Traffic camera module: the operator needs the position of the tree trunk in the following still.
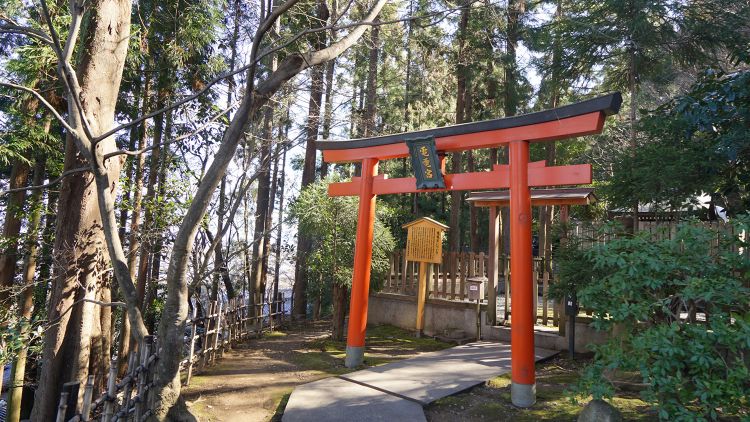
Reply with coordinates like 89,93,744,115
251,107,274,310
7,155,46,422
538,0,562,274
272,140,288,316
500,0,523,257
629,45,639,233
34,190,58,319
363,18,380,137
0,160,30,306
465,87,477,252
146,136,171,332
136,95,164,309
331,283,348,341
31,1,133,419
448,1,470,252
292,0,330,320
118,73,150,376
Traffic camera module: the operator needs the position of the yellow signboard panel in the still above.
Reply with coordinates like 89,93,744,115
405,226,444,263
403,217,448,264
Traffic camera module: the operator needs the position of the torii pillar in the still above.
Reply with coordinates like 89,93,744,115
508,140,535,405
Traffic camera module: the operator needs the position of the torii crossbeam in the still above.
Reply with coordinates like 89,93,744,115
316,93,622,408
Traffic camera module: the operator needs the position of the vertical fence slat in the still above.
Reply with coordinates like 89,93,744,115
56,392,69,422
81,375,94,421
542,271,550,325
103,357,117,422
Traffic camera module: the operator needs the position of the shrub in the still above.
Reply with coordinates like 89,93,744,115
558,218,750,420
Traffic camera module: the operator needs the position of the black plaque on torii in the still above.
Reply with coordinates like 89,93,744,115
406,136,445,190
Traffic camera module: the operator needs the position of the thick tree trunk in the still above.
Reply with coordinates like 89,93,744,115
31,1,133,419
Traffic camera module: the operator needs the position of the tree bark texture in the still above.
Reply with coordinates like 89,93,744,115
32,1,133,418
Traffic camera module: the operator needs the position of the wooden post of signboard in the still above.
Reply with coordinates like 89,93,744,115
402,217,449,337
415,261,428,336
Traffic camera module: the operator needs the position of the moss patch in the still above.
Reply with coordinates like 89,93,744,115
293,324,453,374
425,355,657,421
263,331,289,339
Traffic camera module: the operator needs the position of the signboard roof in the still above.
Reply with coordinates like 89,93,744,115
402,217,449,230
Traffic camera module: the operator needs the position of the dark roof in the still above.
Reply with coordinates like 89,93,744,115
466,188,596,207
317,93,622,151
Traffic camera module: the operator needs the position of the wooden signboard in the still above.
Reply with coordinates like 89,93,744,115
402,217,449,336
405,224,445,264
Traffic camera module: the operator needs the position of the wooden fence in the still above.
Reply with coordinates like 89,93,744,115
54,294,285,422
573,220,748,256
382,250,562,327
381,220,747,331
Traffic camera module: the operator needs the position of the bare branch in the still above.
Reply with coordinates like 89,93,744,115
0,166,90,197
38,0,96,143
0,23,54,45
0,80,83,139
94,64,253,143
46,298,126,329
255,0,473,65
62,0,83,62
103,99,242,161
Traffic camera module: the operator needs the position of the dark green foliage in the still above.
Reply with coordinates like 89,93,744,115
535,0,750,93
558,219,750,420
605,70,750,214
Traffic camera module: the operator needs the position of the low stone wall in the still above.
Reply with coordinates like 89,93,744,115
367,292,610,352
367,292,495,339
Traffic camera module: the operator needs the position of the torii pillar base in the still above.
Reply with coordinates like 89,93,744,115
345,346,365,368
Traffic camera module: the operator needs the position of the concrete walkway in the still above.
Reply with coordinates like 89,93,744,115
281,341,557,422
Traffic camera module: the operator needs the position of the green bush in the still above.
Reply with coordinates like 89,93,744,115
290,176,396,308
557,218,750,420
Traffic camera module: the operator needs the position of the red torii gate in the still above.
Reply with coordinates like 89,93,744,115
316,93,622,407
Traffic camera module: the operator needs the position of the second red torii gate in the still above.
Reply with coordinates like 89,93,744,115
316,93,622,408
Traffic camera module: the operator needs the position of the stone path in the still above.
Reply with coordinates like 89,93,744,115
282,341,557,422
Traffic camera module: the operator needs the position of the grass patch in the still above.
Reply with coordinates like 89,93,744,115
263,331,289,339
269,391,292,422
